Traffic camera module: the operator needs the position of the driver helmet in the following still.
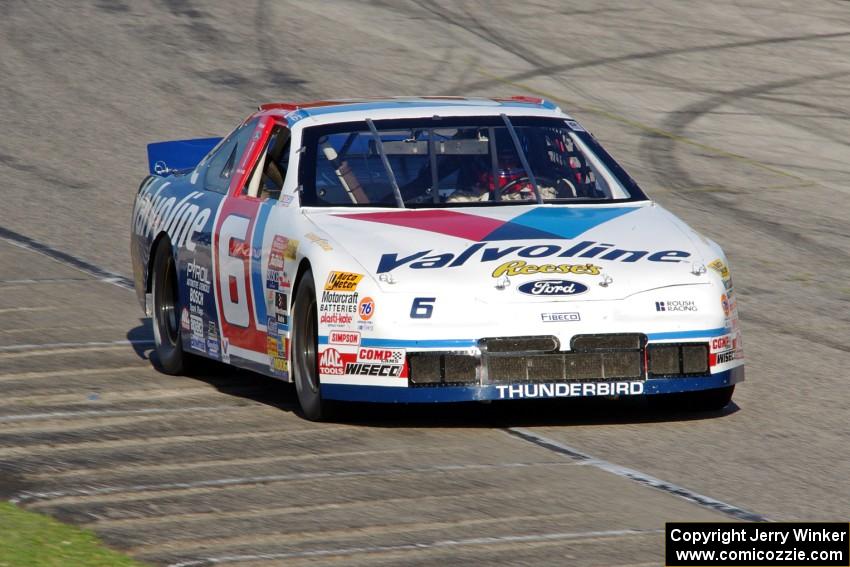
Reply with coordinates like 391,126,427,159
476,148,532,194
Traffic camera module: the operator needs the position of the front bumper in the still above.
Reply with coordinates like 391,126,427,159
321,365,743,403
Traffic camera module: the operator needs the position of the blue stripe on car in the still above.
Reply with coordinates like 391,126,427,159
321,367,743,403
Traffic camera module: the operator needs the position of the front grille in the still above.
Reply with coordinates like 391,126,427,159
481,336,559,353
647,343,709,377
487,351,643,383
408,353,478,385
486,333,645,384
407,335,714,387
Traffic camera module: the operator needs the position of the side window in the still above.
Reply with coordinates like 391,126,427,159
204,119,259,194
243,125,291,200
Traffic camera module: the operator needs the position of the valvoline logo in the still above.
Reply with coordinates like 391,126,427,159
518,279,588,297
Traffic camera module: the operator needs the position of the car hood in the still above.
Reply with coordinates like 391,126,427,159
302,203,709,301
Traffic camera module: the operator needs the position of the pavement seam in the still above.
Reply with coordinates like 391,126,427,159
9,461,574,506
504,427,767,522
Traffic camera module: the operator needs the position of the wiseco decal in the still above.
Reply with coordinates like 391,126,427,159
377,240,691,273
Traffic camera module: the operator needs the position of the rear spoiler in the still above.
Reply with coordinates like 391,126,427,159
146,137,222,176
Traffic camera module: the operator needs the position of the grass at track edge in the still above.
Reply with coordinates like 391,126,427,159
0,501,144,566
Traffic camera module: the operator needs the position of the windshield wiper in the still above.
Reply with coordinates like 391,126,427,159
500,113,543,204
366,118,405,208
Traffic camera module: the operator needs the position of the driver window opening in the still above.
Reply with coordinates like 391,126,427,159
245,126,291,200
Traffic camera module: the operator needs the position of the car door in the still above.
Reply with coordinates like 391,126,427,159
211,117,292,373
180,117,262,363
238,123,294,378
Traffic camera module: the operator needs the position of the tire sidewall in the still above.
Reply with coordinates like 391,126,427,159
151,241,185,374
292,270,325,420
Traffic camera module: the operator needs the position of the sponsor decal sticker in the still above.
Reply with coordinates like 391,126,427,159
492,261,601,278
357,348,404,364
189,313,205,353
517,279,588,297
320,290,358,328
220,337,230,364
324,271,364,292
377,240,692,274
655,300,697,312
180,307,191,331
206,321,220,357
306,232,333,251
708,259,730,280
186,259,211,316
496,381,644,399
541,312,580,323
329,330,361,346
318,347,345,375
132,187,211,251
344,362,404,377
358,297,375,320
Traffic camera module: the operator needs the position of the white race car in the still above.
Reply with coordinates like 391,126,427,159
131,96,743,419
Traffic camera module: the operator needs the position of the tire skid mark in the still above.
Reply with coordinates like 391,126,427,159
0,404,250,432
0,339,153,357
86,488,508,529
32,448,415,482
462,30,850,91
164,528,660,567
505,428,766,522
0,365,148,383
0,426,350,459
0,384,263,408
133,510,598,557
11,461,574,506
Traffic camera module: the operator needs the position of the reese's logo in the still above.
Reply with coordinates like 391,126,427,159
492,260,601,278
324,271,364,291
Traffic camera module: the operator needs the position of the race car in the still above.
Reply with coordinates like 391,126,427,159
130,96,744,420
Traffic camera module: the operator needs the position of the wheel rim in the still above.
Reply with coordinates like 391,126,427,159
297,293,319,394
158,260,179,346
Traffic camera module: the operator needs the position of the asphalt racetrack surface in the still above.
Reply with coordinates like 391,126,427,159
1,2,849,565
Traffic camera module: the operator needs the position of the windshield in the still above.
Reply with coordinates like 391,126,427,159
299,116,646,207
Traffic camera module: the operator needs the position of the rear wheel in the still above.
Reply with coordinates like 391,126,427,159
151,242,188,374
292,270,330,420
651,385,735,412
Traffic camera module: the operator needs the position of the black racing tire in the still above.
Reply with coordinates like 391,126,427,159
291,269,331,420
650,385,735,413
151,242,188,375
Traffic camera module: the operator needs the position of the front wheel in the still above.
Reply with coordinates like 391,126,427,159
291,270,330,420
151,242,190,375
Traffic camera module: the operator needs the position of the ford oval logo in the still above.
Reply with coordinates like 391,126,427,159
517,279,588,297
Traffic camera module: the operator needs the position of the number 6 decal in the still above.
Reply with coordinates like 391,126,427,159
218,215,250,327
410,297,435,319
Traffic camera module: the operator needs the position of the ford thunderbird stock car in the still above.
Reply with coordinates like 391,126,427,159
131,96,743,420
